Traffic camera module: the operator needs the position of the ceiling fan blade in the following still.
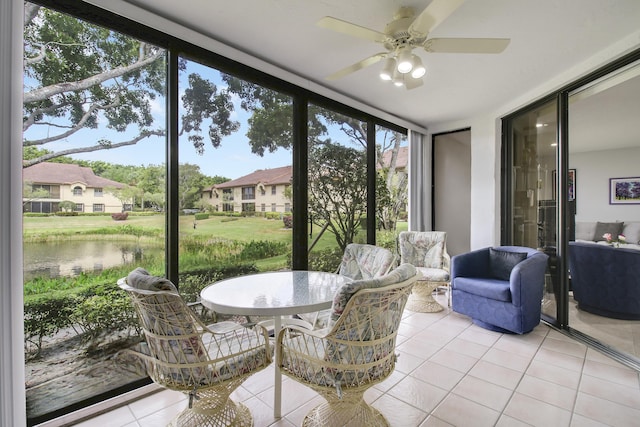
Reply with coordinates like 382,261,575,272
325,53,387,81
317,16,387,43
408,0,465,36
424,38,510,54
404,76,424,90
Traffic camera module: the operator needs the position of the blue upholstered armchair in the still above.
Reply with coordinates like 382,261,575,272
451,246,548,334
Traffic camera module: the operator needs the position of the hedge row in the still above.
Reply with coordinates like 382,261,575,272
24,264,258,357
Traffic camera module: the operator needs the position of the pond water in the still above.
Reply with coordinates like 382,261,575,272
23,241,164,281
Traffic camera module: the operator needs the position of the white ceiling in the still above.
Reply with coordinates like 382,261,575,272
112,0,640,133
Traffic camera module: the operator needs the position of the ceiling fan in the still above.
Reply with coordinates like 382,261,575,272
317,0,510,89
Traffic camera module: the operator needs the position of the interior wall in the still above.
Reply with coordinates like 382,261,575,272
570,146,640,222
433,130,471,256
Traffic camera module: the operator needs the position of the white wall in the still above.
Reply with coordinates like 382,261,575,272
571,146,640,222
434,130,471,256
0,0,27,426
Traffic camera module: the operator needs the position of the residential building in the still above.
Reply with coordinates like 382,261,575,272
2,1,640,427
201,166,292,214
22,162,128,214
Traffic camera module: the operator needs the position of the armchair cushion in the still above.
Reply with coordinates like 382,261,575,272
329,263,417,327
489,248,527,280
453,277,511,302
338,243,394,280
398,231,446,269
593,221,624,241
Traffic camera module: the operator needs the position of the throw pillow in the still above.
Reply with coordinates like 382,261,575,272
593,221,624,241
489,248,527,281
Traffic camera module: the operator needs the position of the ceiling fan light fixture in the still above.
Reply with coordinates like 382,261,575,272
410,55,426,78
379,57,396,81
396,47,413,73
392,69,404,87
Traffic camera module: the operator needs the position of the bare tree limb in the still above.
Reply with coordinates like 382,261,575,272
24,98,120,146
22,130,165,167
24,51,164,104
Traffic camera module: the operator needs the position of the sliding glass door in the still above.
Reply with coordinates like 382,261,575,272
503,53,640,366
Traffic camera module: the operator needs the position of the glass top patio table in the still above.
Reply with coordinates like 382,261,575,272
199,270,352,418
199,270,351,316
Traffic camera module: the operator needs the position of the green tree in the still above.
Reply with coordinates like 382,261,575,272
22,4,238,166
58,200,76,212
222,75,407,234
179,163,211,210
308,144,368,251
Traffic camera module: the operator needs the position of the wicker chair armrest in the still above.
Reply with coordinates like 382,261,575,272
203,320,246,334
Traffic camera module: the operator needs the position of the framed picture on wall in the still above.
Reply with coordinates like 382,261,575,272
552,169,576,201
609,177,640,204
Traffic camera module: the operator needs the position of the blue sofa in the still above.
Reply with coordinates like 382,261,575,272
568,241,640,320
451,246,548,334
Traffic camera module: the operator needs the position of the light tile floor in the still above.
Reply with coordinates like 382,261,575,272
73,292,640,427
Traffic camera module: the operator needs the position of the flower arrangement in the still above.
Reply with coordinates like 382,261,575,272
603,233,626,247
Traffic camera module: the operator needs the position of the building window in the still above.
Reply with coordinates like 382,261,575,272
261,203,265,212
242,203,255,214
93,204,104,212
122,204,132,212
271,185,276,195
271,203,276,212
222,189,233,201
285,203,291,212
74,203,84,212
94,188,103,197
223,203,234,212
260,187,266,196
73,186,83,196
241,186,255,200
31,184,60,199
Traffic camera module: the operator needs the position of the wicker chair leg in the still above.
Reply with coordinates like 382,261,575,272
302,391,388,427
169,387,253,427
406,280,444,312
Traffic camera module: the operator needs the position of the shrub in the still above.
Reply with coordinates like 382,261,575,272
54,211,78,216
283,215,292,228
240,240,288,260
71,289,139,347
265,212,280,220
308,247,343,273
194,212,209,220
24,294,77,355
111,212,129,221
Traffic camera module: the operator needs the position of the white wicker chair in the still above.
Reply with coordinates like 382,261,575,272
116,271,272,427
398,231,451,312
298,243,395,329
277,264,420,427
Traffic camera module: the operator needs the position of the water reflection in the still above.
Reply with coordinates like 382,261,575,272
23,241,163,280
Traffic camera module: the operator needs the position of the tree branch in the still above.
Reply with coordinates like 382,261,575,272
24,99,120,146
22,130,164,167
24,51,164,104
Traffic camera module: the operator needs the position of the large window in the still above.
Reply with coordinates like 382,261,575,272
177,56,294,305
23,1,407,423
23,4,166,424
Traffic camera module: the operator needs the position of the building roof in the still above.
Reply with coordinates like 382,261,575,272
212,165,292,190
379,146,407,169
22,162,126,188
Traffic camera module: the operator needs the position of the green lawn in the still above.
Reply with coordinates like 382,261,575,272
23,213,341,250
23,213,405,272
